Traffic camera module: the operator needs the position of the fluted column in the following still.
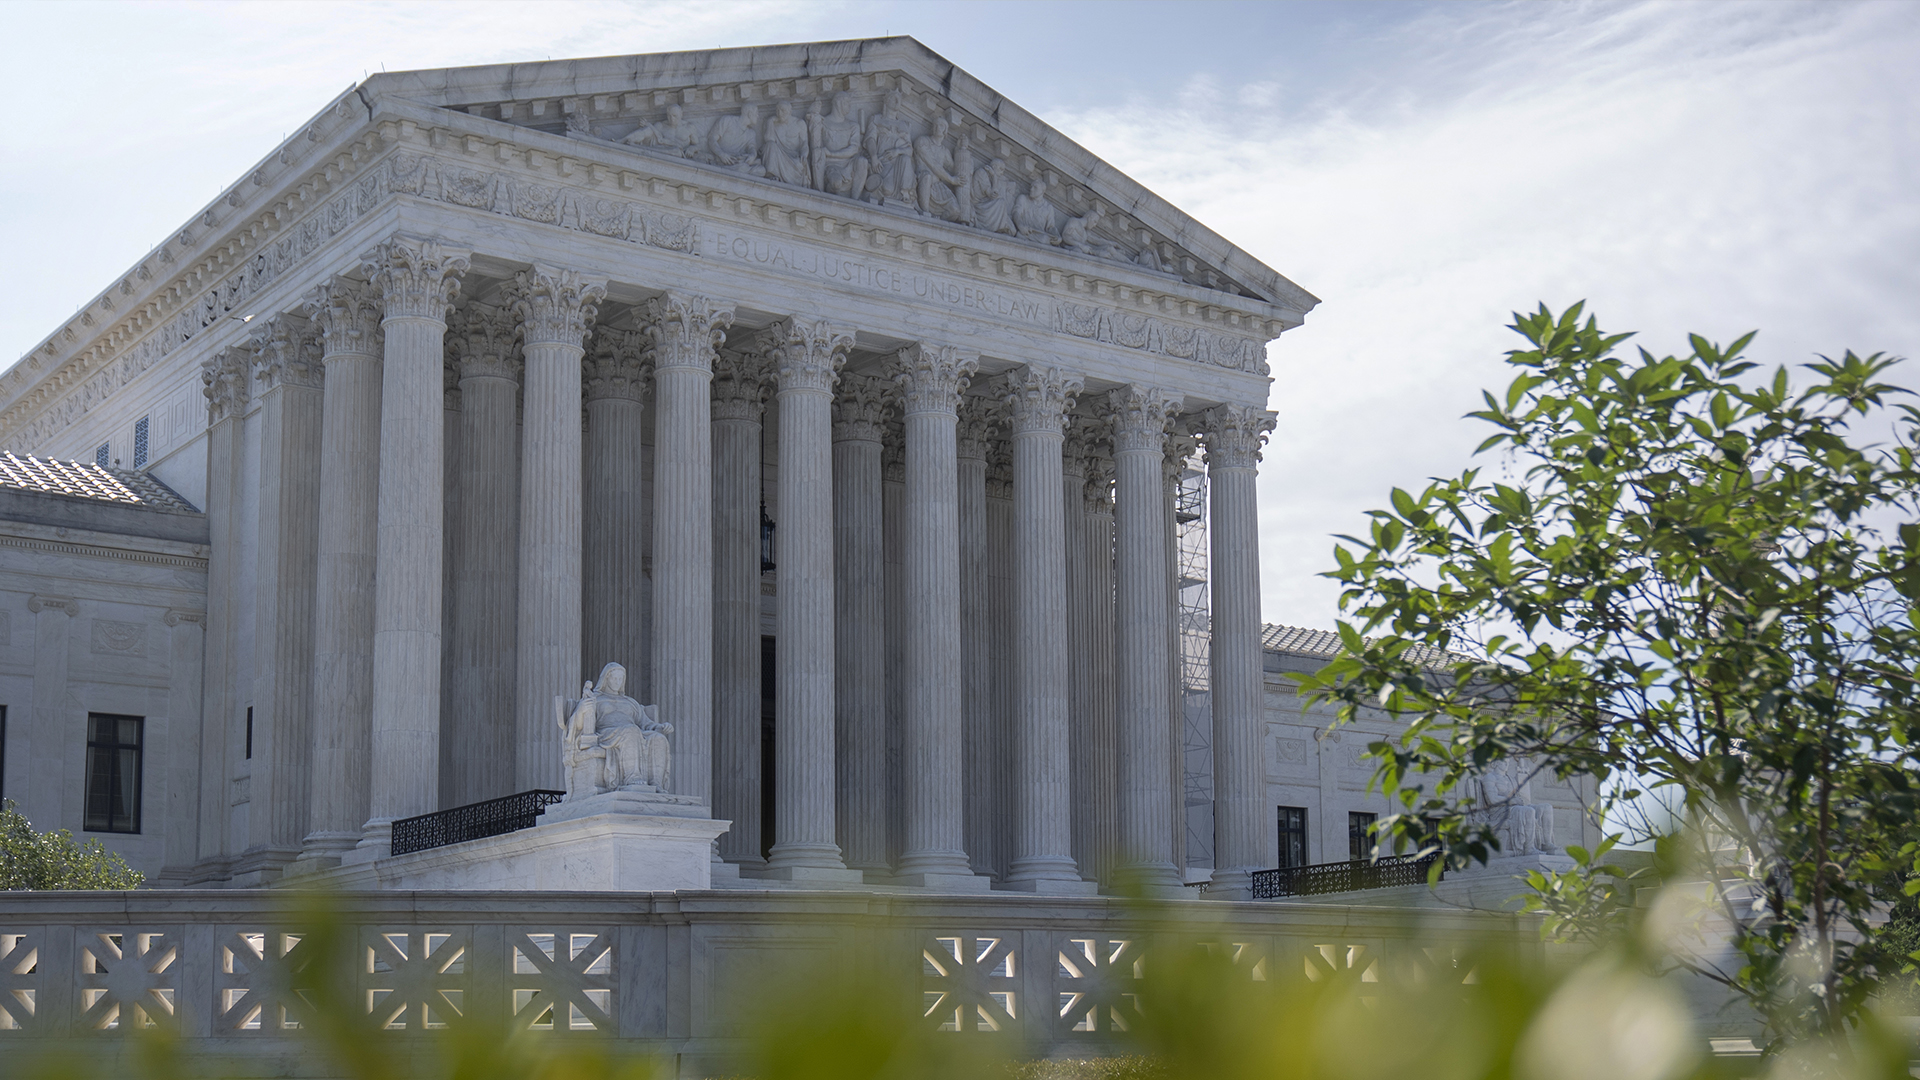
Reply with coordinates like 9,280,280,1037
881,428,907,866
832,374,890,873
1062,418,1096,880
955,397,993,877
584,329,653,697
1083,447,1120,885
1109,385,1183,889
762,318,857,878
1003,365,1089,891
446,303,522,806
891,343,988,889
362,237,468,847
1204,406,1276,899
647,295,735,805
1166,429,1199,877
296,280,383,866
711,348,771,866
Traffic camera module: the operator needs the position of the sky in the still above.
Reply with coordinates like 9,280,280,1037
2,0,1915,630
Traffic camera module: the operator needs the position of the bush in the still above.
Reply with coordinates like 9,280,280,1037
0,799,144,890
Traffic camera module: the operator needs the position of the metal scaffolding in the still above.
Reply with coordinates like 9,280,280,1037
1175,454,1214,872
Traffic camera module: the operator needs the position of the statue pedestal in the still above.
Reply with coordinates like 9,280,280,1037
292,790,730,893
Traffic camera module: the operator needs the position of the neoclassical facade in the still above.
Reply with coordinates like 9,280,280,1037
0,38,1530,902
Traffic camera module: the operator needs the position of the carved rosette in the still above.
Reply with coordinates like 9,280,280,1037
890,343,978,417
509,267,607,349
956,393,999,462
1106,385,1181,454
763,317,853,395
251,314,324,392
202,344,255,424
363,236,470,322
583,327,650,403
710,349,773,421
831,372,892,443
1202,405,1277,470
299,278,383,360
1002,364,1085,436
643,293,735,374
450,303,523,383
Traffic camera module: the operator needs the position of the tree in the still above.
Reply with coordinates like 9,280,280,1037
1296,303,1920,1046
0,800,144,890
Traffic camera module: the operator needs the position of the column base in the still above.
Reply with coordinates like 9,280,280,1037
997,877,1100,896
765,842,851,873
340,819,393,865
891,871,995,893
742,864,868,886
1205,868,1254,901
1109,861,1186,896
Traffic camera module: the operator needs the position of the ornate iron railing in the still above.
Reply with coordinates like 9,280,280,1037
390,789,566,856
1250,853,1442,900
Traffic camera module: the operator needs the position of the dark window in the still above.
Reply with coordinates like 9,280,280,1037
1,705,7,802
85,714,143,833
760,635,776,861
1349,811,1378,862
1277,806,1308,869
95,443,111,468
244,706,253,760
133,416,150,469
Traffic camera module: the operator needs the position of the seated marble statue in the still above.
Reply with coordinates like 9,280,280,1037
708,104,766,175
623,103,700,159
1471,756,1557,856
1012,177,1060,243
558,661,672,798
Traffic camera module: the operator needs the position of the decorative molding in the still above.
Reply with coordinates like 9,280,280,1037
201,344,254,425
583,327,648,403
762,317,852,395
830,372,891,444
709,349,772,420
27,594,78,616
1106,385,1181,454
91,618,148,657
164,608,208,627
642,293,734,374
890,342,977,417
507,267,606,348
363,235,469,322
1002,364,1084,437
3,534,208,570
1202,404,1277,470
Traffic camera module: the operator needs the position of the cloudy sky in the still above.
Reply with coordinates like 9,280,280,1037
3,0,1914,629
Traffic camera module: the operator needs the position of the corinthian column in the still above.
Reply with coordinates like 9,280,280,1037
955,397,993,876
508,268,605,791
361,237,468,847
1204,406,1276,899
1002,365,1092,892
831,373,890,873
446,303,521,806
891,343,989,890
1083,445,1120,885
761,318,859,880
711,348,771,866
1109,384,1183,890
296,279,382,867
584,329,653,699
646,295,735,805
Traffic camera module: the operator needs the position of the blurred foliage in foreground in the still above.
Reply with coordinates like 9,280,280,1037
1,799,144,891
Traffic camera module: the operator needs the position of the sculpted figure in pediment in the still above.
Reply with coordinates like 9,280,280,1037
809,94,870,198
1013,177,1060,243
863,90,917,206
1062,203,1129,261
914,117,972,224
970,157,1017,236
623,103,700,159
761,100,811,187
708,104,766,175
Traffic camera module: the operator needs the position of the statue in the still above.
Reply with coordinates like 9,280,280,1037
557,662,673,798
564,111,591,138
1061,202,1125,259
969,157,1016,236
862,90,916,206
707,104,765,175
810,93,869,198
1472,757,1558,856
913,117,972,223
1012,177,1059,243
761,100,811,186
623,103,700,159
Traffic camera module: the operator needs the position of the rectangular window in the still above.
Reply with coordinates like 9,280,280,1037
95,443,111,468
85,714,143,833
133,416,150,469
1349,811,1378,862
1277,806,1308,869
1,705,7,803
244,706,253,760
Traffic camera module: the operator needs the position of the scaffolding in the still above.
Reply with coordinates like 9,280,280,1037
1174,454,1214,872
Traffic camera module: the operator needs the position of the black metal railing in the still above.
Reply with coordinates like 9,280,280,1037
1250,853,1442,900
390,790,566,856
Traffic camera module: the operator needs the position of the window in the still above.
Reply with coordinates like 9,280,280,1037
133,416,150,469
0,705,7,803
244,706,253,760
84,714,143,833
1277,806,1308,869
1349,811,1378,862
95,443,111,468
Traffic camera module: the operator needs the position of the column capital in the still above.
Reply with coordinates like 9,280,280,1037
643,293,735,373
985,439,1014,499
584,327,650,403
956,394,1000,462
882,422,907,482
163,608,206,627
251,313,324,392
832,372,892,443
1003,364,1085,436
1163,430,1201,485
28,594,78,617
1084,449,1116,514
509,267,607,349
1106,385,1181,453
202,343,254,424
891,343,978,417
764,317,853,394
1202,404,1277,470
450,302,523,383
711,349,773,420
1062,413,1099,479
362,235,469,322
299,277,384,359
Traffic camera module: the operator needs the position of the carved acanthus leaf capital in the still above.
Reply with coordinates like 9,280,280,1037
711,349,773,420
1106,385,1182,454
509,267,607,349
881,421,907,482
956,393,1001,461
251,313,324,392
1163,430,1201,486
643,293,735,373
450,302,523,383
985,446,1015,499
363,235,470,322
891,343,978,417
763,317,853,394
1202,405,1277,470
583,327,650,403
831,372,892,443
299,277,383,359
202,344,255,424
1003,364,1085,436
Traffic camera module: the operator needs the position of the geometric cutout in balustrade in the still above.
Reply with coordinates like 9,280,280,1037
0,931,39,1031
509,930,614,1033
920,934,1016,1034
77,929,178,1029
1199,939,1268,983
216,930,314,1032
1054,936,1140,1034
1303,942,1379,988
362,928,467,1031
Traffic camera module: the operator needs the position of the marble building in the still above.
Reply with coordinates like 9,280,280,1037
0,38,1596,902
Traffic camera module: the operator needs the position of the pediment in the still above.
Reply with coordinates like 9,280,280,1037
363,38,1316,315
